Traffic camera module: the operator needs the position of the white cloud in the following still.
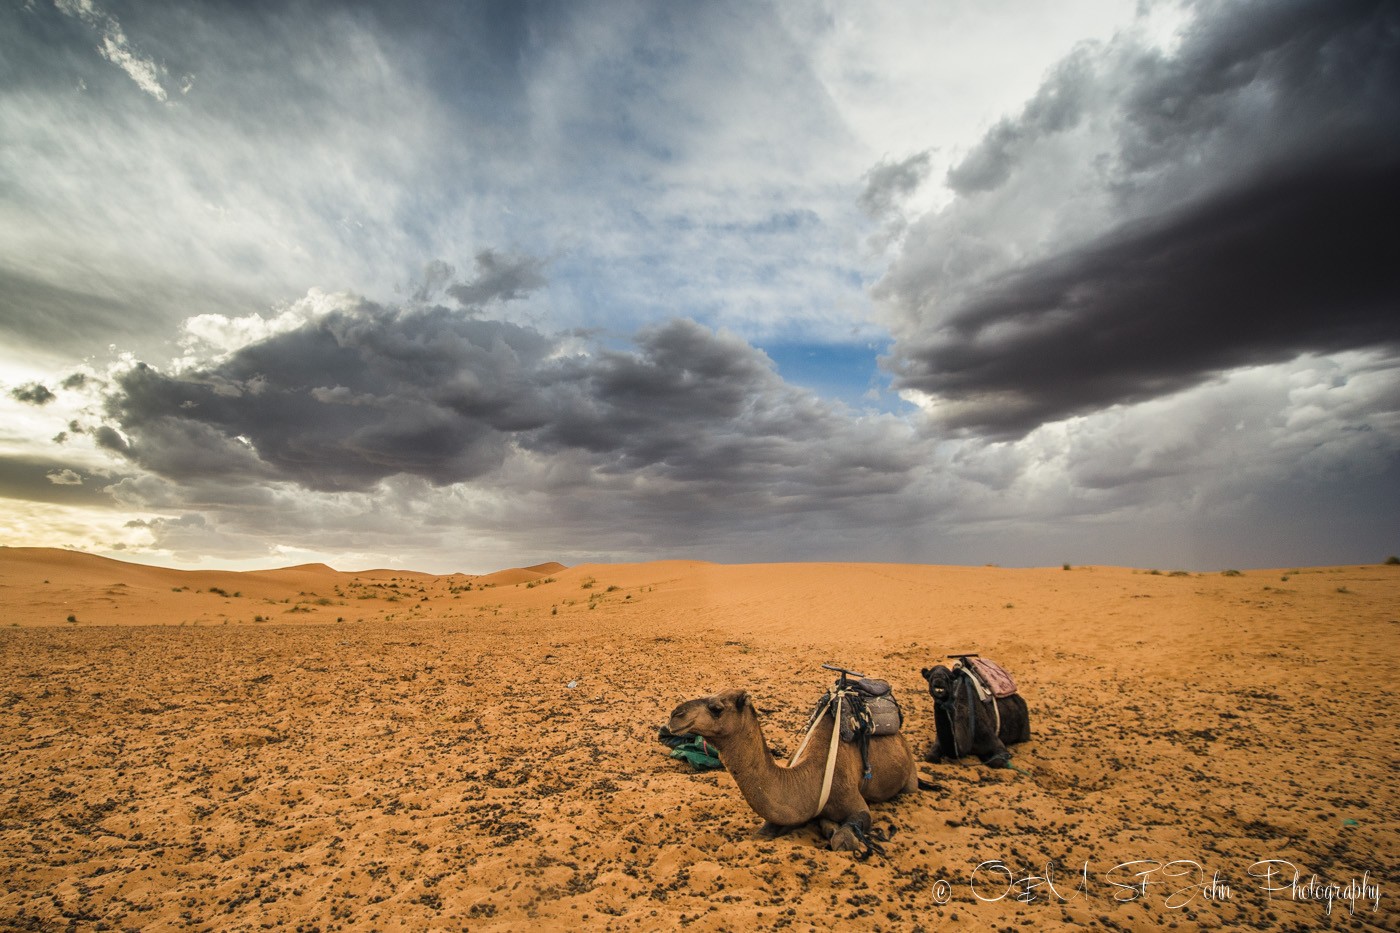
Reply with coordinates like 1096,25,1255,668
55,0,172,101
97,32,167,101
177,289,359,360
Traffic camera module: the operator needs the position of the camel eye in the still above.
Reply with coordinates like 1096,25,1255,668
707,703,723,716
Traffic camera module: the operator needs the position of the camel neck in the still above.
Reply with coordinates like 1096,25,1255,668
715,708,830,826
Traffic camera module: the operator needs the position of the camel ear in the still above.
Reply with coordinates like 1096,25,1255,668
920,667,932,679
733,690,749,713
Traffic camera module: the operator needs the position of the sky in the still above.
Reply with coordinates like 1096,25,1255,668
1,0,1397,573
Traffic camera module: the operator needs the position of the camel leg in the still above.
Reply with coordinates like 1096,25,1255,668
829,810,872,853
757,821,793,839
979,737,1012,767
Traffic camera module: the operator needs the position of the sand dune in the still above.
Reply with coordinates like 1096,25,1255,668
0,548,1395,931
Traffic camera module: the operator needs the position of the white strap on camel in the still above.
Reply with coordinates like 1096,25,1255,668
954,659,1001,736
815,693,843,818
787,694,828,766
787,692,845,820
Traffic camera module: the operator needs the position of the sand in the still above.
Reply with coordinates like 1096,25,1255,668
0,546,1395,931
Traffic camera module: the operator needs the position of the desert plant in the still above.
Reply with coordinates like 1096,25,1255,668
1221,569,1243,577
1385,555,1400,565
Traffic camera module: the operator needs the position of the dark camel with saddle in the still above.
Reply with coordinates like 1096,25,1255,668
921,655,1030,768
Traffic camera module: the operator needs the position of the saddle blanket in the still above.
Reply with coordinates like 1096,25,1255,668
965,656,1019,698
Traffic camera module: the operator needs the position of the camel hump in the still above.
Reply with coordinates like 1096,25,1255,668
966,657,1019,698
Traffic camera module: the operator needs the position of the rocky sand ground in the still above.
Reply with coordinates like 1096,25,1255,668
1,549,1396,931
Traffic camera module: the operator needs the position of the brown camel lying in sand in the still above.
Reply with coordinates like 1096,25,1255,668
668,688,919,852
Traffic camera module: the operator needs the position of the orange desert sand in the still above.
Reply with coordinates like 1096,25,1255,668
0,546,1395,932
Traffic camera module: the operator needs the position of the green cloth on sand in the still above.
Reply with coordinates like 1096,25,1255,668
669,736,723,771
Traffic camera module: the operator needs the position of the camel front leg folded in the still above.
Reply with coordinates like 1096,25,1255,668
826,810,872,853
757,820,794,839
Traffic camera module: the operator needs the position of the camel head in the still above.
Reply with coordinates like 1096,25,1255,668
668,688,753,740
921,665,956,703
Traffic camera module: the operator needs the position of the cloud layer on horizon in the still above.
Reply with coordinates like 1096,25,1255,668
6,285,1387,571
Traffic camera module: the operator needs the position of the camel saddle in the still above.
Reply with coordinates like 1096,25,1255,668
816,677,903,742
962,656,1019,699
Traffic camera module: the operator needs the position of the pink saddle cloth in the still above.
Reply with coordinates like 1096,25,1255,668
967,656,1019,698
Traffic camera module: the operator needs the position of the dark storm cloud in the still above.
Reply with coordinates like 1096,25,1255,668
99,304,920,506
944,48,1093,196
446,250,549,309
894,155,1400,432
10,383,56,406
534,319,920,495
885,0,1400,435
104,301,553,491
858,151,932,218
92,425,130,454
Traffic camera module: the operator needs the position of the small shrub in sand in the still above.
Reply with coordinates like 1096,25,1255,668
1221,569,1243,577
1385,555,1400,565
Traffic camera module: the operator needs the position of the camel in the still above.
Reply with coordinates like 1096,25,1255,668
921,664,1030,767
667,688,919,852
